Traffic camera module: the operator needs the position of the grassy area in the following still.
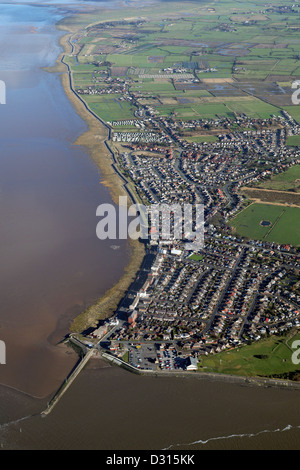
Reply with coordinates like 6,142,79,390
230,203,300,246
199,332,300,379
283,106,300,124
257,165,300,192
184,135,219,143
286,136,300,147
122,351,129,363
188,254,204,261
157,103,234,120
264,206,300,245
130,81,175,93
155,97,281,121
84,94,137,122
64,0,300,126
224,98,280,119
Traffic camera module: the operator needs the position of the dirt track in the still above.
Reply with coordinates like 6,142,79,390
241,187,300,207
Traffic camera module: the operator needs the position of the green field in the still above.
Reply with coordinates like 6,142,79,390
230,203,300,246
66,0,300,125
84,94,137,122
155,97,280,121
283,106,300,124
130,81,176,93
188,254,204,261
199,332,300,379
224,99,280,119
186,135,219,143
157,103,234,120
257,165,300,192
287,136,300,147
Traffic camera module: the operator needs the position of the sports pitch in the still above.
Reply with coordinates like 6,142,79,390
230,203,300,246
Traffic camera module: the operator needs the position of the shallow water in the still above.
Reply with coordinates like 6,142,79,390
0,1,130,398
1,363,300,450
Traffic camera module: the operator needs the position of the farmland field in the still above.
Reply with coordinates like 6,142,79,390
84,94,137,122
66,0,300,126
283,106,300,124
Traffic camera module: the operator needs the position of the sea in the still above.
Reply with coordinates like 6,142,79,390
0,0,300,451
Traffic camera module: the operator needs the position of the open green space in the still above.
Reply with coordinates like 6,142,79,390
84,94,137,122
257,165,300,192
66,0,300,125
225,99,280,119
283,106,300,124
155,97,280,120
199,332,300,379
157,102,233,120
184,135,219,143
287,136,300,147
230,203,300,246
188,254,204,261
130,81,176,93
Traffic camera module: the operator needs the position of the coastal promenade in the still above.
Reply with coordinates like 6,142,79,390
61,40,112,135
40,335,300,419
101,351,300,392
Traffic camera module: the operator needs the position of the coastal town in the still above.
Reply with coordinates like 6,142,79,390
5,0,300,455
80,107,300,373
65,1,300,376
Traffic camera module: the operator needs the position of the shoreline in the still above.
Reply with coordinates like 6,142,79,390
50,12,300,390
102,351,300,392
49,20,145,334
40,7,300,395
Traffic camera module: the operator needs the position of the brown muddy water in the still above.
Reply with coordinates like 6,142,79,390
0,1,300,451
1,360,300,450
0,3,130,399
